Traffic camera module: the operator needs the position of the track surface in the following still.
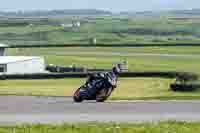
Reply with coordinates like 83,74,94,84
1,96,200,124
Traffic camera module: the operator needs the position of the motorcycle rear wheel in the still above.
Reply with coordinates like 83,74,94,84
96,87,113,102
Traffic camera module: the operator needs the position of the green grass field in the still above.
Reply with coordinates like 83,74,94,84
2,16,200,100
1,16,200,45
8,47,200,75
5,47,200,100
3,47,200,100
8,46,200,54
1,78,200,100
5,46,200,100
1,121,200,133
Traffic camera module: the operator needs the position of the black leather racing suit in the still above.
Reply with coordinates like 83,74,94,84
79,71,118,98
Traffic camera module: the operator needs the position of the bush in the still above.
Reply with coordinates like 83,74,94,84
175,72,199,84
170,84,200,92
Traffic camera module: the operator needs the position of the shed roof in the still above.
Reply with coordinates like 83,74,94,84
0,56,43,64
0,43,8,48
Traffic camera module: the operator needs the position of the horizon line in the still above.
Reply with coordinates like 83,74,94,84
0,8,200,13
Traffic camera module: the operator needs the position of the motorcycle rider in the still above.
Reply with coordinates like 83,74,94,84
79,64,121,99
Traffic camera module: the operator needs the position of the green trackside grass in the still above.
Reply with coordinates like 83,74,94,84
0,25,61,34
8,46,200,55
6,47,200,100
0,78,84,97
1,78,200,100
8,47,200,75
38,54,200,75
1,121,200,133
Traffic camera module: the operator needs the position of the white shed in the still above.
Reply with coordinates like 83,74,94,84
0,56,45,75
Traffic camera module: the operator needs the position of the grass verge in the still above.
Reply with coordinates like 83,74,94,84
1,78,200,100
1,121,200,133
8,47,200,75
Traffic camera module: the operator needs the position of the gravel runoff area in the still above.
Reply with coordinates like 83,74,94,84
0,96,200,125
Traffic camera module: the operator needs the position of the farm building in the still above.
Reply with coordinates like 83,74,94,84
0,56,45,74
0,43,7,56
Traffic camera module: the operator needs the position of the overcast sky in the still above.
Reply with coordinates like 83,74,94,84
1,0,200,12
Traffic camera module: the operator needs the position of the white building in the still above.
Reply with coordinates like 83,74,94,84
62,21,81,32
72,21,81,28
0,43,7,56
0,56,45,75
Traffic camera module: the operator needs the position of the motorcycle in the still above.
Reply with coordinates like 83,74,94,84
73,74,116,102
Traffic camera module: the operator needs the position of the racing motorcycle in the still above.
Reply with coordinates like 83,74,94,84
73,66,120,102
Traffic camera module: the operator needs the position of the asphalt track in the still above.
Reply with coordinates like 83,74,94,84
0,96,200,125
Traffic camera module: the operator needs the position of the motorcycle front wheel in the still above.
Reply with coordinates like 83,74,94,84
73,88,83,102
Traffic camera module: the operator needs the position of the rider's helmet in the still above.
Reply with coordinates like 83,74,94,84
112,64,121,75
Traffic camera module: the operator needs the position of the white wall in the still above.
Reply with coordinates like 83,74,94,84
6,58,45,74
0,48,5,56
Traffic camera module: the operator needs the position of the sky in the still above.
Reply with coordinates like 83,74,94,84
1,0,200,12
